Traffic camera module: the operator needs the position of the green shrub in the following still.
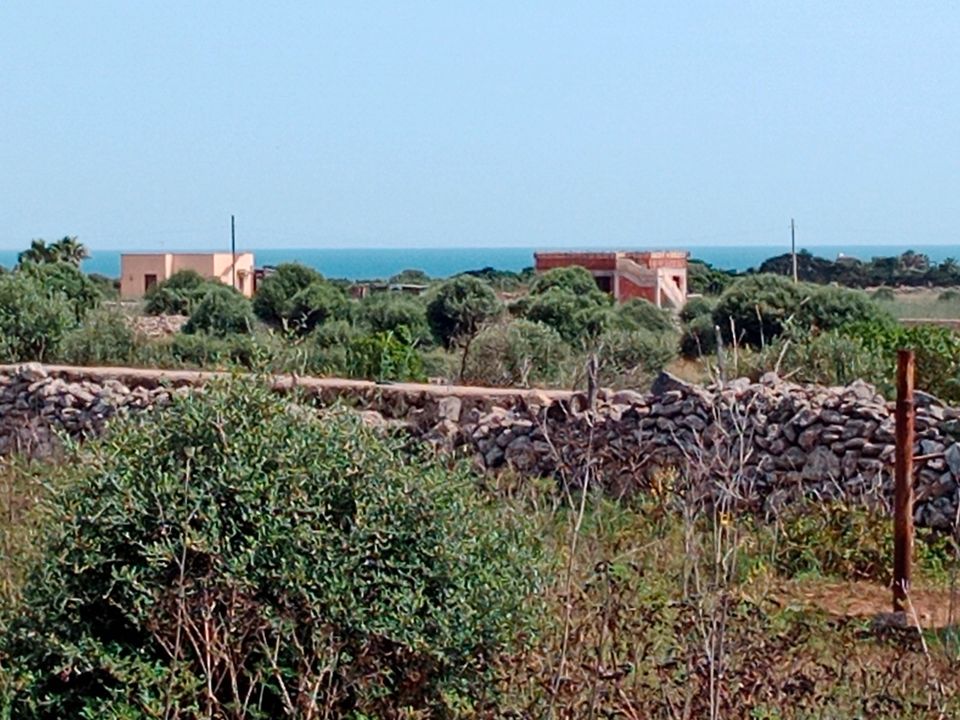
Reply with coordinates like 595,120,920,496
143,269,216,315
530,266,601,296
687,259,734,295
680,314,718,359
426,276,502,348
182,286,255,337
283,281,350,335
345,328,425,382
145,332,260,370
3,379,540,718
615,298,675,333
252,263,324,326
358,292,431,345
679,296,715,324
522,287,610,344
871,287,896,302
713,275,890,348
597,328,676,388
58,308,138,366
462,319,569,387
938,289,960,303
802,285,891,332
20,261,101,320
846,322,960,402
88,273,120,300
0,273,77,362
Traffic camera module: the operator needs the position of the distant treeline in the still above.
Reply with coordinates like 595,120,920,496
757,249,960,288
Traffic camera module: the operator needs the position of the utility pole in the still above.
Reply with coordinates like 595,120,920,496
790,218,798,283
231,215,236,290
893,349,916,613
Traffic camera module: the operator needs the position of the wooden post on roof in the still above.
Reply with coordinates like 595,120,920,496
893,349,915,613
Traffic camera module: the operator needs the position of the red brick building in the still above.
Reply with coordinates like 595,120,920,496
533,251,688,308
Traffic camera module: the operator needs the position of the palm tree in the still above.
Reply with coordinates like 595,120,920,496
17,239,55,265
17,236,88,267
50,236,89,265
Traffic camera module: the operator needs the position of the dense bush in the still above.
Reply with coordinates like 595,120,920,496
345,328,425,382
20,261,101,320
252,263,324,327
3,379,540,718
615,298,675,333
687,260,734,295
183,285,255,337
849,322,960,402
597,328,676,388
522,287,610,344
462,319,569,387
529,265,601,297
286,281,350,334
680,314,718,358
713,275,890,347
0,273,77,362
142,332,262,370
358,292,431,345
679,296,715,324
57,308,138,366
143,270,216,315
426,276,502,348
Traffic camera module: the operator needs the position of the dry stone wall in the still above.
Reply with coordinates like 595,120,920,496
2,363,960,530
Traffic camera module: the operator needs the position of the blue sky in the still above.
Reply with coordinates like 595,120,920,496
2,2,958,250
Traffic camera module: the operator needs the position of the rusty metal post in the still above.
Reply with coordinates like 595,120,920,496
893,349,915,613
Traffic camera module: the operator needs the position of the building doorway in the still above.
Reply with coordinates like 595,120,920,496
144,274,158,292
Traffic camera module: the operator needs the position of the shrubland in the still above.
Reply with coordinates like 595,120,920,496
2,380,960,717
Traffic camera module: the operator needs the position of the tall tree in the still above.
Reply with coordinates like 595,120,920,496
17,236,88,267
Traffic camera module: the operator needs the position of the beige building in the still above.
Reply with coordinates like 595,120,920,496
120,252,256,299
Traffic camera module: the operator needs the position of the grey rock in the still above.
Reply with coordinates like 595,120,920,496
945,443,960,477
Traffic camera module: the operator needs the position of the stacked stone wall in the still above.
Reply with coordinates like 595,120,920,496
2,364,959,529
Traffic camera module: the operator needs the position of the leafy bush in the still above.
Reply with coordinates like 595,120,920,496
713,275,890,348
712,275,805,347
597,328,676,388
3,379,540,718
522,287,610,344
0,273,77,362
939,289,960,303
183,286,255,337
462,319,569,387
143,270,215,315
142,332,262,370
871,287,895,302
679,296,715,324
388,268,431,284
802,285,891,332
615,298,675,333
847,322,960,402
286,281,350,334
20,261,101,320
57,308,138,366
358,292,431,345
426,276,502,348
252,263,324,326
345,328,425,382
687,260,734,295
530,266,601,296
680,314,718,358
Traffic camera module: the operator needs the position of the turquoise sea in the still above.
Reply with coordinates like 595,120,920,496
0,244,957,281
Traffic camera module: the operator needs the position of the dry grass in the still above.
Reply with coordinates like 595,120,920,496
876,287,960,322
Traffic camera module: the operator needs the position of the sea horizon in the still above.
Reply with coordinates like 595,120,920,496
0,243,956,281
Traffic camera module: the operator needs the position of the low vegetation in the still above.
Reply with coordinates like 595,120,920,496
1,379,959,717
